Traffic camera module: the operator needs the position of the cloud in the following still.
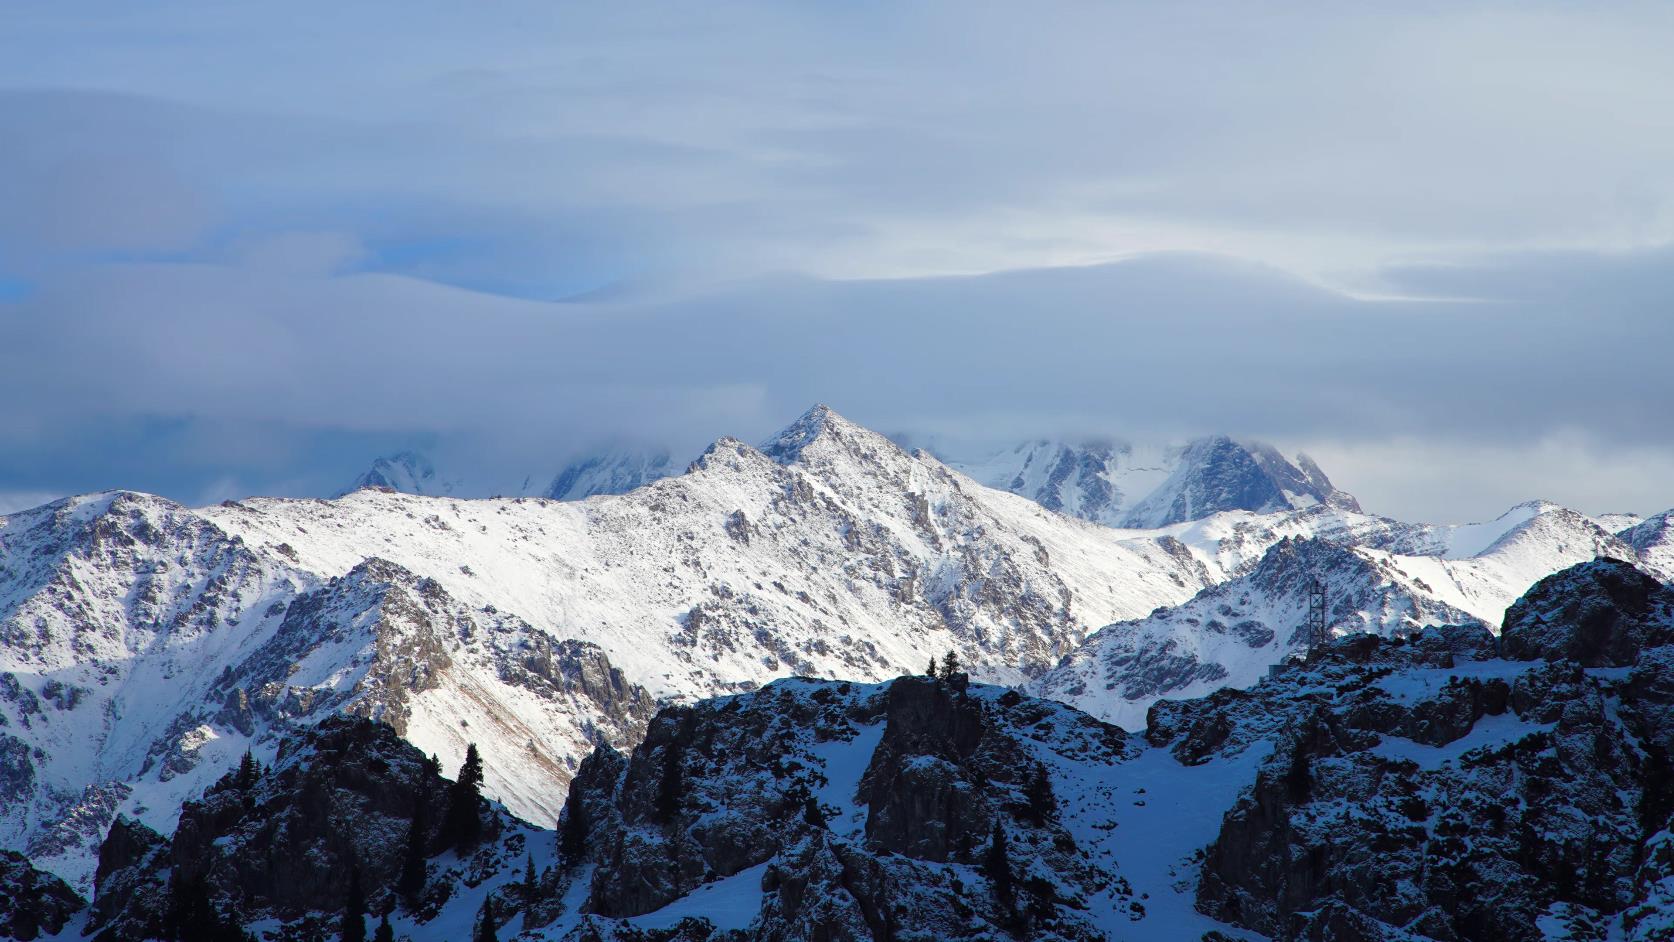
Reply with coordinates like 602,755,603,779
1,2,1672,520
1,247,1670,520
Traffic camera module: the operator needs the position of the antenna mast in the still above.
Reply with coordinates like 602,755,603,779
1307,577,1328,659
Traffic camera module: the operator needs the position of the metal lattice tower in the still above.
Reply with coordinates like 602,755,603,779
1307,578,1328,659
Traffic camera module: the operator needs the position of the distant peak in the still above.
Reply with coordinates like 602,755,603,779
759,403,865,464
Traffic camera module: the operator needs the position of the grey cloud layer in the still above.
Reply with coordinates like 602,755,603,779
1,1,1671,519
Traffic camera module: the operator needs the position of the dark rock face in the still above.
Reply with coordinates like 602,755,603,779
1185,561,1674,941
89,817,170,940
0,850,84,940
87,717,526,940
1500,558,1674,667
558,675,1137,941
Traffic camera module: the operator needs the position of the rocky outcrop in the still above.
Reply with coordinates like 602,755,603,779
88,717,536,941
1188,561,1674,941
1500,558,1674,667
0,850,84,940
554,675,1140,940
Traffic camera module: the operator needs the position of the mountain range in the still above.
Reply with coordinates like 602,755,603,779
8,557,1674,940
338,427,1361,530
1,403,1668,926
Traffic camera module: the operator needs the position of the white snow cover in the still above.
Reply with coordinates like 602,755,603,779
0,404,1665,896
1031,500,1646,728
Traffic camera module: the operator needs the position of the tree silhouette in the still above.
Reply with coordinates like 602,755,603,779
398,795,429,905
983,821,1017,924
473,896,499,942
341,862,366,942
442,744,485,853
940,650,962,680
1024,765,1056,825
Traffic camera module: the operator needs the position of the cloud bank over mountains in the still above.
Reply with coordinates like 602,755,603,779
2,1,1672,520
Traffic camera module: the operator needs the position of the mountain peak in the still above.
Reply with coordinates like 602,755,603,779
544,446,674,500
759,403,870,464
336,450,448,498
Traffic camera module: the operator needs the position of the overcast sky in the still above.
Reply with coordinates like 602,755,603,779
1,1,1671,522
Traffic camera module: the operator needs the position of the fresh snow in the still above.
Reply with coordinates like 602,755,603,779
625,862,772,932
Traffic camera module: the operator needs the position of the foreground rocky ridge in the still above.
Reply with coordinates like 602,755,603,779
548,674,1143,941
1180,559,1674,941
88,716,540,942
7,558,1672,940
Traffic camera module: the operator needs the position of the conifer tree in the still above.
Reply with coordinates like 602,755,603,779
443,744,485,853
927,655,939,677
1024,765,1056,825
940,650,961,679
341,862,366,942
398,796,430,905
983,821,1017,921
473,896,499,942
372,913,394,942
524,854,538,902
235,750,260,791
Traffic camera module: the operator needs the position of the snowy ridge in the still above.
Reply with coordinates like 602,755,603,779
1031,501,1643,728
1623,511,1674,582
943,433,1360,528
0,493,654,892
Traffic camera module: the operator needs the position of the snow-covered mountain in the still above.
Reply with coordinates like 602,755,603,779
0,406,1222,891
1624,511,1674,582
1,404,1665,902
1031,501,1642,727
339,446,678,502
542,447,675,501
943,434,1360,528
336,450,457,498
20,558,1674,941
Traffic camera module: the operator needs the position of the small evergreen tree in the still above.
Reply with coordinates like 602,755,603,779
372,913,394,942
443,744,485,853
1024,765,1056,825
235,750,260,791
940,650,961,680
341,862,366,942
398,796,429,905
474,896,499,942
926,655,939,677
524,854,538,902
983,822,1017,923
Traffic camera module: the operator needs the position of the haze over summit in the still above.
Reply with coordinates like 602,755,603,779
3,2,1674,520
